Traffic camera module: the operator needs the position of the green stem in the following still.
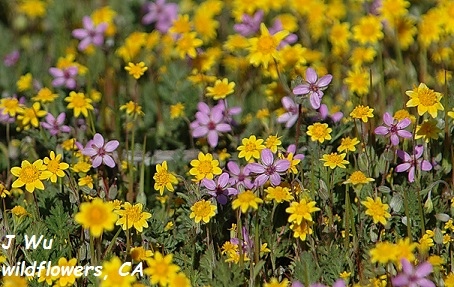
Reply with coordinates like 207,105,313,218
90,234,96,265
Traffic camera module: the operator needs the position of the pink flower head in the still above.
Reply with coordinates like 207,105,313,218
142,0,178,33
374,112,412,146
72,16,108,51
41,113,71,136
49,66,78,89
190,102,232,148
233,10,264,37
392,258,435,287
396,145,432,182
82,133,119,168
3,50,20,67
247,148,290,187
214,100,241,126
277,96,299,128
293,68,333,109
202,173,238,205
319,104,343,123
227,161,254,190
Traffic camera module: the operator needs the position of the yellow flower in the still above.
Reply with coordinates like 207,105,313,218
17,0,46,18
352,15,383,45
264,277,289,287
406,83,444,118
56,258,81,286
16,102,47,128
170,102,185,119
2,275,29,287
154,161,178,195
42,151,69,183
193,10,219,41
65,91,94,118
120,101,144,116
286,199,320,224
189,152,222,181
169,14,192,34
394,109,416,123
125,62,148,79
145,252,180,286
320,152,349,169
175,32,203,59
350,105,374,122
189,199,217,224
415,119,440,142
337,137,360,153
418,234,434,253
206,78,235,100
74,198,117,237
33,87,58,103
11,205,28,217
290,220,314,241
232,190,263,213
394,238,417,262
340,271,351,279
116,202,152,233
248,23,289,68
370,241,398,264
100,257,136,287
344,171,374,185
237,135,266,161
0,183,10,198
378,0,409,25
344,69,369,96
0,97,23,117
223,34,250,52
78,175,94,189
307,122,332,143
362,197,391,225
131,246,153,262
445,273,454,287
16,73,33,92
91,6,117,37
265,186,293,203
11,159,47,193
349,46,376,68
168,272,192,287
448,108,454,120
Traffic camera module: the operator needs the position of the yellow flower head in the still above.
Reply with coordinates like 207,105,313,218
170,102,185,119
337,137,360,153
344,171,374,185
352,15,383,45
2,275,29,287
248,23,289,68
286,199,320,224
56,257,80,286
120,101,144,116
350,105,374,122
17,0,47,19
362,197,391,225
74,198,118,237
206,78,235,100
11,205,28,217
131,246,153,262
115,202,152,233
344,68,369,96
290,220,314,241
16,73,33,92
237,135,266,161
307,122,332,143
125,62,148,79
154,161,178,195
0,183,10,198
100,257,136,287
264,277,289,287
65,91,94,118
42,151,69,183
265,186,293,203
175,32,203,59
11,159,47,193
190,199,217,224
370,241,398,264
232,190,263,213
320,152,349,169
189,152,222,181
145,252,180,286
17,102,47,128
406,83,444,118
0,97,23,117
33,87,58,103
415,119,440,142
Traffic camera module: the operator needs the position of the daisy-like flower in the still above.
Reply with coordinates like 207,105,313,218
100,257,136,287
189,199,217,224
120,101,144,117
337,137,360,153
307,122,332,143
74,198,117,237
406,83,444,118
115,202,152,233
320,152,349,169
16,102,47,128
42,151,69,183
352,15,384,45
78,175,94,189
370,241,399,264
49,66,78,89
202,173,238,205
350,105,374,122
415,119,440,143
362,197,391,225
72,16,108,51
145,252,180,286
282,144,305,174
65,91,94,118
41,112,71,136
153,161,178,195
374,112,412,146
344,171,374,186
277,96,299,128
237,135,266,161
392,259,435,287
33,87,58,103
130,246,153,262
55,257,80,286
396,145,432,182
124,62,148,79
82,133,119,168
293,67,333,109
265,186,294,203
11,160,47,193
227,161,254,190
290,220,314,241
206,78,235,100
189,152,222,181
248,23,289,68
286,199,320,224
175,32,203,59
232,190,263,213
0,97,23,117
247,148,290,187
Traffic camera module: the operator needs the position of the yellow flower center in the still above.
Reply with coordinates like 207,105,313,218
71,95,88,108
193,202,212,217
294,203,310,216
312,125,329,139
155,171,171,185
239,192,256,203
418,88,437,106
257,35,276,54
123,206,142,223
3,99,19,109
46,159,60,173
349,171,367,184
19,166,40,183
212,83,229,95
352,106,370,118
24,108,37,119
368,203,385,217
197,160,213,174
178,36,193,50
325,154,343,165
89,206,108,224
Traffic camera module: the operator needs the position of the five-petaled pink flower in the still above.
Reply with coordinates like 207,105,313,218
49,66,78,89
392,258,435,287
374,112,412,146
202,173,238,205
72,16,108,51
82,133,119,168
277,96,299,128
396,145,432,182
247,148,290,187
293,67,333,109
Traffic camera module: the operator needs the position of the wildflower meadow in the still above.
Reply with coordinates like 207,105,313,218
1,0,454,286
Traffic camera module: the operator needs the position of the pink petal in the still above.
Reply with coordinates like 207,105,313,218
104,140,119,152
217,173,229,187
383,112,394,126
207,130,218,147
82,16,94,30
227,161,240,175
305,68,317,83
415,262,433,277
275,159,290,172
397,130,412,139
269,173,281,186
317,74,332,87
192,126,208,138
215,123,231,133
395,163,411,173
401,258,413,275
92,156,103,168
421,160,432,171
390,134,400,146
293,84,310,95
408,166,415,182
202,178,216,190
374,126,389,135
103,155,116,168
397,118,411,129
247,163,265,174
414,145,424,159
72,28,88,39
82,148,98,157
92,133,104,148
285,115,298,128
309,93,321,109
260,149,274,166
282,96,296,111
49,67,63,77
254,174,269,187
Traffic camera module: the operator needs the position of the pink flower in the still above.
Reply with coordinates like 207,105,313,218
277,96,299,128
247,148,290,187
293,68,332,109
227,161,254,190
374,112,412,146
396,145,432,182
41,113,71,136
82,133,119,168
233,10,263,37
72,16,108,51
202,173,238,205
142,0,178,33
392,258,435,287
49,66,78,89
319,104,343,123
